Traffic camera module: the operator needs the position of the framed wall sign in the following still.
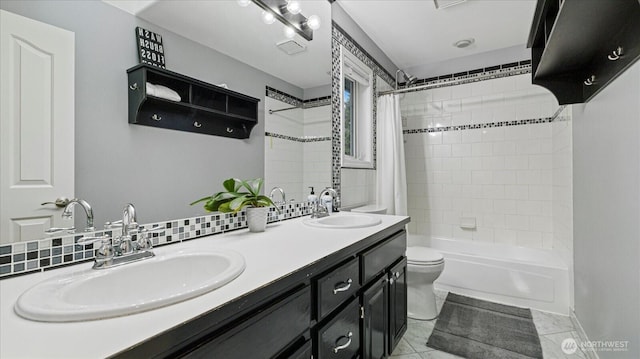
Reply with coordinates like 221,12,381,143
136,27,166,68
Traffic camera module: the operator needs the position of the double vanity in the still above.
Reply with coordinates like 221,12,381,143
0,212,409,358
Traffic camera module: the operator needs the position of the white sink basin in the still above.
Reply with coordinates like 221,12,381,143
304,213,382,229
15,248,245,322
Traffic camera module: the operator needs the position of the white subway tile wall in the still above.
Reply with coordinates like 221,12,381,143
265,97,305,202
303,106,332,199
264,97,332,202
341,168,376,208
401,74,564,250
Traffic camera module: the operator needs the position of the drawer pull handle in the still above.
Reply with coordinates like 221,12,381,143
129,83,138,90
333,331,353,354
194,121,202,128
333,278,353,294
151,114,162,121
226,127,234,133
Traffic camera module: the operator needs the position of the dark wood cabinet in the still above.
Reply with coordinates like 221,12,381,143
317,258,361,321
317,298,361,359
388,258,407,354
114,223,409,359
361,276,388,359
527,0,640,104
283,339,312,359
127,64,259,139
181,286,311,358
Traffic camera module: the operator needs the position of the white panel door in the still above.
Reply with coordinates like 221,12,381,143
0,10,75,245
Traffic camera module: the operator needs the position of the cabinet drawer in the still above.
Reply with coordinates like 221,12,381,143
317,298,360,359
182,286,311,358
361,231,406,284
285,340,312,359
317,258,360,320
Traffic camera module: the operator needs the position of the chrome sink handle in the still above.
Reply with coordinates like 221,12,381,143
76,234,111,246
45,226,76,234
136,225,165,250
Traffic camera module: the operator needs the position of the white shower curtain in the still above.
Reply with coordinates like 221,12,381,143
376,94,408,216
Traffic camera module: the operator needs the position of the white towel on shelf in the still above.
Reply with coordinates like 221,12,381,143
146,82,182,102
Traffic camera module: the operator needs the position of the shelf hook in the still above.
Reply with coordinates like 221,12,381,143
608,47,623,61
584,75,596,86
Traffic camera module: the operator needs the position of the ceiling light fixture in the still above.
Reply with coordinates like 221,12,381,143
305,15,321,30
261,10,276,24
237,0,251,7
453,38,475,48
285,0,302,14
251,0,317,41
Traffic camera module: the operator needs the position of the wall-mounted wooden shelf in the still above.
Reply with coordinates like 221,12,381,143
527,0,640,105
127,64,260,139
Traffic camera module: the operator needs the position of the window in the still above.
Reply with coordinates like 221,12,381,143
340,46,373,168
343,77,355,157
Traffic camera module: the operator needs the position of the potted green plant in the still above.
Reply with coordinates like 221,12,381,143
191,178,279,232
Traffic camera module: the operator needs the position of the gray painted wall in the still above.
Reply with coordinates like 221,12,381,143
0,0,303,227
572,62,640,358
331,2,399,76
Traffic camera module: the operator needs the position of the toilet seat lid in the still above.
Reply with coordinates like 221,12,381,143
407,246,444,264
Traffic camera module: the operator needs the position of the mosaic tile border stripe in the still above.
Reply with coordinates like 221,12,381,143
332,21,396,88
0,202,312,279
400,60,533,89
396,63,532,94
403,117,554,134
266,86,331,109
331,22,391,196
265,132,331,143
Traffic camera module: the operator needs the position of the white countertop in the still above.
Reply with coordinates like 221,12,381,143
0,213,408,359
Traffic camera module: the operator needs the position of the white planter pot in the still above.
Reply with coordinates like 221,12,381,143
246,207,268,232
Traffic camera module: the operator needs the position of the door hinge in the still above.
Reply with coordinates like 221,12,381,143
360,306,365,319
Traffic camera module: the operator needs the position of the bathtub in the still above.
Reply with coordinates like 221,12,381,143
408,234,570,315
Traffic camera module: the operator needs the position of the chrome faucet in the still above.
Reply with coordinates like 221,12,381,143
269,187,286,206
57,198,95,232
78,203,164,269
310,187,340,218
320,188,341,213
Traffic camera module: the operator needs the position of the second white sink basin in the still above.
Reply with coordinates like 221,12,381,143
15,248,245,322
304,213,382,229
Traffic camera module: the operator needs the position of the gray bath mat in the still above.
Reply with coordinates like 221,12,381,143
427,293,543,359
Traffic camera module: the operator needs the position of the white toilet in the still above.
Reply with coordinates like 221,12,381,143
406,246,445,320
351,204,387,214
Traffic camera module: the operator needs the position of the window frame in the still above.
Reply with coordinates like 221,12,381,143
340,46,374,169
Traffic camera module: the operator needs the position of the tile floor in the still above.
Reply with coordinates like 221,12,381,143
391,291,588,359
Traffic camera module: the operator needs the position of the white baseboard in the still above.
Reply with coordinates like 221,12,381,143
570,308,600,359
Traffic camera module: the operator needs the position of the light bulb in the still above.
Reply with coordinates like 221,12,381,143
286,0,302,14
262,11,276,25
237,0,251,7
306,15,321,30
284,26,296,39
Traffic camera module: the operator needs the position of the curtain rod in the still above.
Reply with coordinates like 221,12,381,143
377,68,530,96
268,106,300,114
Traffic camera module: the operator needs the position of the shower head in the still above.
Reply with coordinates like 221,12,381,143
395,69,418,90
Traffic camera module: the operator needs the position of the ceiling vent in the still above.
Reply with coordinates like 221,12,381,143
434,0,467,9
276,39,307,55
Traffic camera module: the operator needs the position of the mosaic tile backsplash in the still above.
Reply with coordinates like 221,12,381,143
0,202,312,279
